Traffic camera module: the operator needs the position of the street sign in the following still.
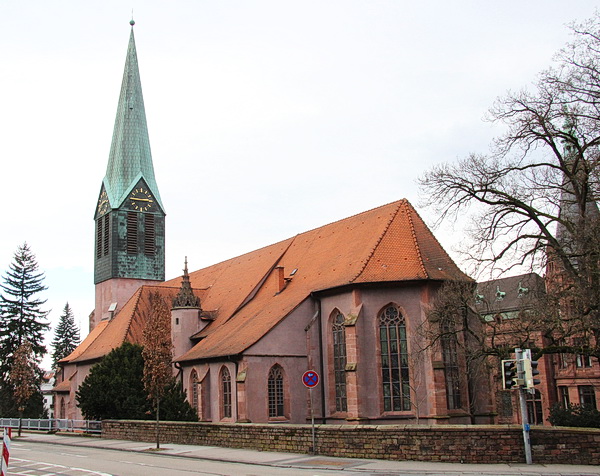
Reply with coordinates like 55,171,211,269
302,370,319,388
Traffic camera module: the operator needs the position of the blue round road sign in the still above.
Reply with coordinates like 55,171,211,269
302,370,319,388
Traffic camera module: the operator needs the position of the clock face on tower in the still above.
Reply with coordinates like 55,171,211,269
129,187,154,212
97,190,109,216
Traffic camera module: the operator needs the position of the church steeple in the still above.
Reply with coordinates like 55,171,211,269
93,21,166,328
103,20,163,212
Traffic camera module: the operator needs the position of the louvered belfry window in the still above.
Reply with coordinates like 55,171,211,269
126,212,138,254
332,311,348,412
96,218,103,259
103,214,110,256
379,305,411,412
144,213,155,256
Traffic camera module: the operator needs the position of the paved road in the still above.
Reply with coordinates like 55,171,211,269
6,433,600,476
7,440,391,476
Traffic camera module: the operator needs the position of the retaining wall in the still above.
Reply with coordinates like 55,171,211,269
102,421,600,465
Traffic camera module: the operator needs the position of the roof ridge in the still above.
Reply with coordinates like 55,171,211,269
122,287,144,340
351,200,404,283
405,201,429,278
299,199,406,238
181,201,407,278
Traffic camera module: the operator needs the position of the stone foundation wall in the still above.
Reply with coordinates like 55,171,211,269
102,421,600,465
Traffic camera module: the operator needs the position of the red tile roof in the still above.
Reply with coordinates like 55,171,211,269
64,286,179,364
176,199,469,362
63,199,469,365
52,371,76,393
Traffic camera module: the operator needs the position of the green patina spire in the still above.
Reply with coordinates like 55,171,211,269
103,22,164,211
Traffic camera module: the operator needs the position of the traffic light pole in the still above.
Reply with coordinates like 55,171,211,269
515,348,532,465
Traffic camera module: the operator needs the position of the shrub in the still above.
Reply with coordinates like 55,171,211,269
548,403,600,428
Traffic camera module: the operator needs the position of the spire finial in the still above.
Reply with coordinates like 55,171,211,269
173,257,201,309
130,10,135,26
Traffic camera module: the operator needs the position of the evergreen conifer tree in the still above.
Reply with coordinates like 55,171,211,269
0,243,49,379
51,303,80,369
0,243,49,416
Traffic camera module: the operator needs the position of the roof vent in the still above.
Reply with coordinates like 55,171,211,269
108,302,118,320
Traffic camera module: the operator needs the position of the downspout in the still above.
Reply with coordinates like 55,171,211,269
462,305,476,424
234,358,239,422
311,292,327,424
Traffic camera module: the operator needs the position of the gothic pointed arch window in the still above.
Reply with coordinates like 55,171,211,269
267,364,285,418
379,304,411,412
189,369,199,412
440,321,462,410
220,366,232,419
332,310,347,412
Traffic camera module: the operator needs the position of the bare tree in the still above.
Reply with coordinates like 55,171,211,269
419,14,600,359
418,280,496,420
10,341,36,436
142,292,173,449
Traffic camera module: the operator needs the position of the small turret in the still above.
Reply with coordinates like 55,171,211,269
171,258,204,358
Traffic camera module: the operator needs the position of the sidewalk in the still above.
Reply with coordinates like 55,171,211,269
14,432,600,476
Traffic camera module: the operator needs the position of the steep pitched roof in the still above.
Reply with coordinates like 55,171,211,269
62,285,179,364
103,24,163,211
174,199,469,362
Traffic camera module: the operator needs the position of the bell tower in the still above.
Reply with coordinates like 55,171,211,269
93,20,165,330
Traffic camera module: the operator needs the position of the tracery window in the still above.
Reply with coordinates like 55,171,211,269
220,366,232,419
332,311,347,412
190,370,199,412
379,305,411,412
441,322,462,410
268,365,285,418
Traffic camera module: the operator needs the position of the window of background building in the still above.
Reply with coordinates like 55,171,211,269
578,385,597,409
576,353,593,368
526,389,543,425
558,386,570,407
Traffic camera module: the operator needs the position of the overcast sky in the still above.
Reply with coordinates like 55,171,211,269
0,1,597,365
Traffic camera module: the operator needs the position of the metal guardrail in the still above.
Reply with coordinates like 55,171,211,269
0,418,101,434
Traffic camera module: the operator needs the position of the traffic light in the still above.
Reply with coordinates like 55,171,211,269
523,359,541,388
502,359,518,389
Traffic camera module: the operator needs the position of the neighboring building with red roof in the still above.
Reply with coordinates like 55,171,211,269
55,23,494,424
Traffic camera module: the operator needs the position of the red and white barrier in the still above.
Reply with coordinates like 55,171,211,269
1,427,11,476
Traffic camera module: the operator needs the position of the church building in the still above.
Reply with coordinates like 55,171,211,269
55,23,494,425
